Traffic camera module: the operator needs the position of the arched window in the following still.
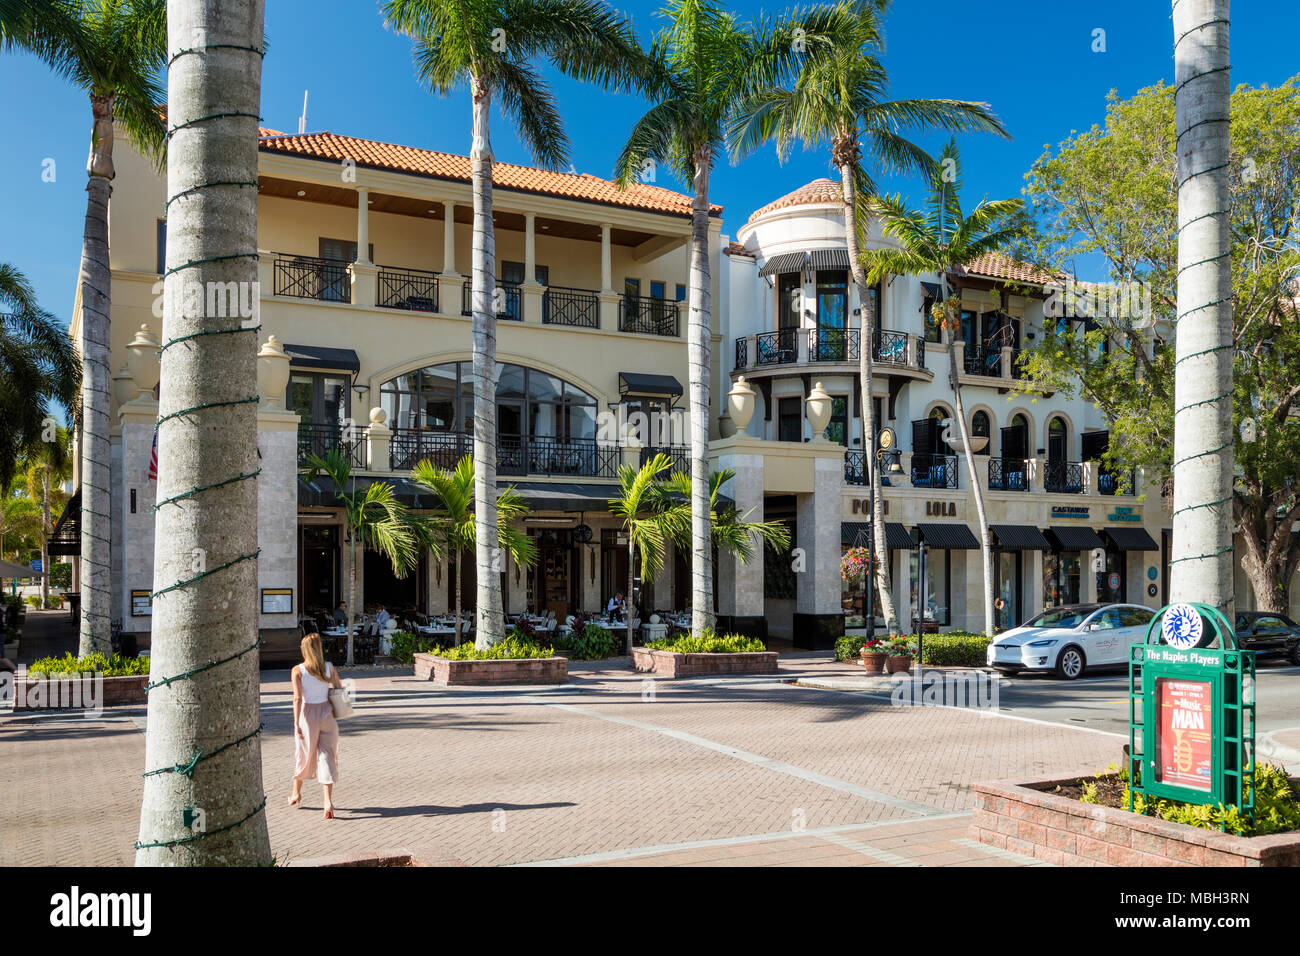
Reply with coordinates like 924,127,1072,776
1048,416,1067,462
930,406,953,456
972,410,990,443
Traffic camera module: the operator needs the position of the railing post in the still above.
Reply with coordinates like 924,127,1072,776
1000,345,1013,379
520,283,543,323
598,291,619,331
1087,460,1100,496
257,250,273,298
796,328,810,364
365,407,391,472
1030,457,1044,493
953,340,965,376
350,261,378,309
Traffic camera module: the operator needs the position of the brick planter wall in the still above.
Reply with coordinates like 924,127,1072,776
412,653,567,685
13,673,148,711
631,647,779,678
973,776,1300,867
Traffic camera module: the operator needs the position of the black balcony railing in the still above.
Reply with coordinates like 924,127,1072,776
390,429,618,478
377,265,439,312
1044,460,1086,494
1009,347,1025,379
461,280,521,319
735,337,749,370
543,286,599,328
619,296,679,336
298,422,364,468
989,458,1029,491
844,449,902,486
872,329,909,365
963,342,1001,376
917,336,927,369
274,254,350,303
755,328,799,365
911,453,958,489
1099,468,1135,496
389,429,468,471
810,327,858,363
640,445,689,473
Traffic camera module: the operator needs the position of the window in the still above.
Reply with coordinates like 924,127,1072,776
1090,608,1123,630
910,547,950,626
862,281,881,330
675,284,686,302
777,273,801,329
624,278,640,298
319,237,372,262
156,219,166,275
1042,552,1080,608
930,407,953,456
972,411,990,447
764,527,797,599
287,373,350,427
778,397,803,442
1120,607,1156,628
1048,417,1067,462
922,285,942,342
650,281,665,301
816,270,847,328
825,396,848,446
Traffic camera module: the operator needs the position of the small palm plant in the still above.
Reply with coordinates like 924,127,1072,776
306,448,437,664
664,467,791,566
411,455,537,648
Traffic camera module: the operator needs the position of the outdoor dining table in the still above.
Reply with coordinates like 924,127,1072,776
417,624,457,638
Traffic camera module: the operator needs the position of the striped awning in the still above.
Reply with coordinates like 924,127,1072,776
916,523,980,549
758,251,808,277
809,248,851,271
841,522,913,549
990,524,1051,551
1045,526,1105,551
1103,527,1159,551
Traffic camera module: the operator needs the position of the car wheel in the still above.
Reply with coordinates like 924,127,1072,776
1056,645,1086,680
1290,642,1300,667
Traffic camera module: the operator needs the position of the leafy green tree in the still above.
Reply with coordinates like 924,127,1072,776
863,141,1025,637
728,0,1006,638
411,454,537,647
1017,78,1300,614
382,0,643,648
21,425,72,607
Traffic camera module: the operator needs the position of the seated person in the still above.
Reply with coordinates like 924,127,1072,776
332,601,348,627
374,604,391,629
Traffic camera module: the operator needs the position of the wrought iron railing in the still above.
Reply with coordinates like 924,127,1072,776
298,422,364,468
911,453,958,489
640,445,689,474
543,285,599,328
377,265,439,312
963,342,1001,376
1044,460,1086,494
872,329,909,364
755,328,799,365
917,336,927,369
461,280,521,319
1009,347,1025,379
844,449,902,486
989,457,1029,491
1099,468,1135,496
619,296,679,336
735,337,749,370
809,327,858,362
274,254,350,303
390,429,617,478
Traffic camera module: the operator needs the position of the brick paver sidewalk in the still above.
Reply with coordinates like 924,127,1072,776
0,657,1120,866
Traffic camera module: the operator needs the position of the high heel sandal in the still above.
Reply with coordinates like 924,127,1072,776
323,805,335,820
287,793,302,807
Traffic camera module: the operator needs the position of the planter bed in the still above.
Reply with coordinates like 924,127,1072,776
412,652,567,685
972,775,1300,867
12,673,148,711
631,646,779,678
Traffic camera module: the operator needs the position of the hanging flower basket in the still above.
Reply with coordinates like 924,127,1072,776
840,546,871,582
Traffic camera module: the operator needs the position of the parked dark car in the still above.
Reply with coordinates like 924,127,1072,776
1233,612,1300,663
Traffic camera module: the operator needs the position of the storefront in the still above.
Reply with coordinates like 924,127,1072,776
989,525,1051,631
1100,526,1159,603
911,523,978,630
1043,525,1104,608
840,521,911,627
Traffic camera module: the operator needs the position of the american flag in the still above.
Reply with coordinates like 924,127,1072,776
148,430,158,482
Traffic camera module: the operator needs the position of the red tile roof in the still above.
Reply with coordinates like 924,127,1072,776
725,241,755,258
955,252,1062,286
747,178,842,222
257,129,715,218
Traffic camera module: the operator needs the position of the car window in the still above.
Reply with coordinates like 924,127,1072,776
1254,617,1289,636
1120,608,1154,628
1027,608,1087,628
1090,608,1122,630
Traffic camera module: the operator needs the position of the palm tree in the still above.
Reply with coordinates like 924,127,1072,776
614,0,839,638
411,454,537,647
1170,0,1232,610
862,142,1024,637
728,0,1006,638
1,486,43,564
22,426,72,608
0,264,79,490
135,0,267,866
8,0,166,654
308,449,434,663
608,453,687,652
382,0,643,648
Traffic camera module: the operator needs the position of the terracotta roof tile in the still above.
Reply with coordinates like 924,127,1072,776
725,241,754,258
257,130,714,218
955,252,1061,286
747,178,842,222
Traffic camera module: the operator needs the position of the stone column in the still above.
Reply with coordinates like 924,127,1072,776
118,399,158,645
520,211,543,323
439,200,462,315
355,187,372,264
793,449,847,649
257,405,300,635
365,407,392,472
598,223,617,330
715,450,765,639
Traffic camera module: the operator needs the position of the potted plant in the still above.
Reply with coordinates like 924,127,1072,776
884,635,917,673
860,637,888,675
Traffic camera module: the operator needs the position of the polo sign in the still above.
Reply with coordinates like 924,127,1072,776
1161,603,1203,650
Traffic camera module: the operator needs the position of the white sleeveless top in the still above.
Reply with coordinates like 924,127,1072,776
299,662,333,704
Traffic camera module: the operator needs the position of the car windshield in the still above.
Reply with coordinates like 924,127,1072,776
1025,608,1088,629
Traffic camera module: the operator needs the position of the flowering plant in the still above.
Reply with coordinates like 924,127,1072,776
883,634,917,657
860,637,888,655
840,546,871,582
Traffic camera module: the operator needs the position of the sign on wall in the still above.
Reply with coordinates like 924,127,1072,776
1050,505,1090,519
130,590,152,617
261,588,294,614
1108,505,1142,522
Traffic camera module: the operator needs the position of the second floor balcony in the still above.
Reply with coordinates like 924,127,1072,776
734,327,929,378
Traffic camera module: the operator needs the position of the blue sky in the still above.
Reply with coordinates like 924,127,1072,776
1,0,1294,325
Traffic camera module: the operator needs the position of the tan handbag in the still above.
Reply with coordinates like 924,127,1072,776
326,665,353,719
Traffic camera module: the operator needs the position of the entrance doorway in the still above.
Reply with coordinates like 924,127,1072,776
1099,549,1126,603
299,524,340,616
994,549,1022,632
531,529,575,619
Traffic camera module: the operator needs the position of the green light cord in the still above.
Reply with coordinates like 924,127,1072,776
141,722,265,779
1173,63,1231,99
167,111,262,140
149,551,261,605
158,324,262,354
167,43,264,68
161,252,258,280
153,469,261,511
133,798,267,852
155,395,260,429
166,180,261,208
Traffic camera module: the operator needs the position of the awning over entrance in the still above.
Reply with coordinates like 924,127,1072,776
619,372,682,398
284,343,361,372
990,524,1051,551
916,523,979,549
809,248,851,271
758,251,808,277
1045,525,1105,551
1102,527,1159,551
840,521,912,548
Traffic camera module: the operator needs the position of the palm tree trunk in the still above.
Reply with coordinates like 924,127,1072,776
454,549,463,646
347,535,356,665
839,159,899,638
77,94,115,656
1170,0,1233,611
627,537,635,653
40,471,50,608
943,280,995,637
688,150,714,638
469,78,504,650
136,0,270,865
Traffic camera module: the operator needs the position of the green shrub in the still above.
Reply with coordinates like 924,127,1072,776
646,629,765,654
25,595,41,608
27,652,150,679
569,623,619,660
833,635,863,662
426,634,555,660
918,631,990,667
389,630,437,665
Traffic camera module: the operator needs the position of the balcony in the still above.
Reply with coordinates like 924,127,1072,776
273,254,350,303
388,429,621,478
989,457,1029,491
543,286,600,328
911,453,959,489
1043,460,1086,495
297,422,364,468
809,327,859,363
734,328,929,378
377,265,439,312
461,280,521,320
844,449,902,486
619,296,679,337
755,328,799,366
963,342,1002,377
1099,468,1135,496
640,445,689,473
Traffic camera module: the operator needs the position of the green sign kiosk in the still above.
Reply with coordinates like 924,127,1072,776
1128,603,1256,823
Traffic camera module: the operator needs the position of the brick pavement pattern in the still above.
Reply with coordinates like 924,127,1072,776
0,658,1122,866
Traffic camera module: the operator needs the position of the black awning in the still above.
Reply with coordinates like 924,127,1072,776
921,281,941,299
619,372,683,398
841,522,913,549
284,344,361,372
1103,527,1159,551
916,523,979,549
841,522,872,546
47,488,81,556
990,524,1052,551
809,248,850,271
758,251,808,277
1045,525,1105,551
886,522,913,550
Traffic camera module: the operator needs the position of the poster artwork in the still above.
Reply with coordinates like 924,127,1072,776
1156,678,1213,792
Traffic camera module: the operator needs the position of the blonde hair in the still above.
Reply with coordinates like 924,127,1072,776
300,634,327,682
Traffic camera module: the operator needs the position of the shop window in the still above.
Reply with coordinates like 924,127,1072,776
778,397,803,442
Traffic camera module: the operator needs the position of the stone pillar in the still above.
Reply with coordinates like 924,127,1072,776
714,450,765,639
892,548,911,635
1086,461,1100,495
600,223,613,292
442,201,457,275
365,407,392,472
521,212,544,322
793,449,846,649
350,261,377,309
257,405,300,635
355,187,372,264
118,399,158,644
1000,344,1012,379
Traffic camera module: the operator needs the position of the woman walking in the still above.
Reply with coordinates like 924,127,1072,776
288,633,342,819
